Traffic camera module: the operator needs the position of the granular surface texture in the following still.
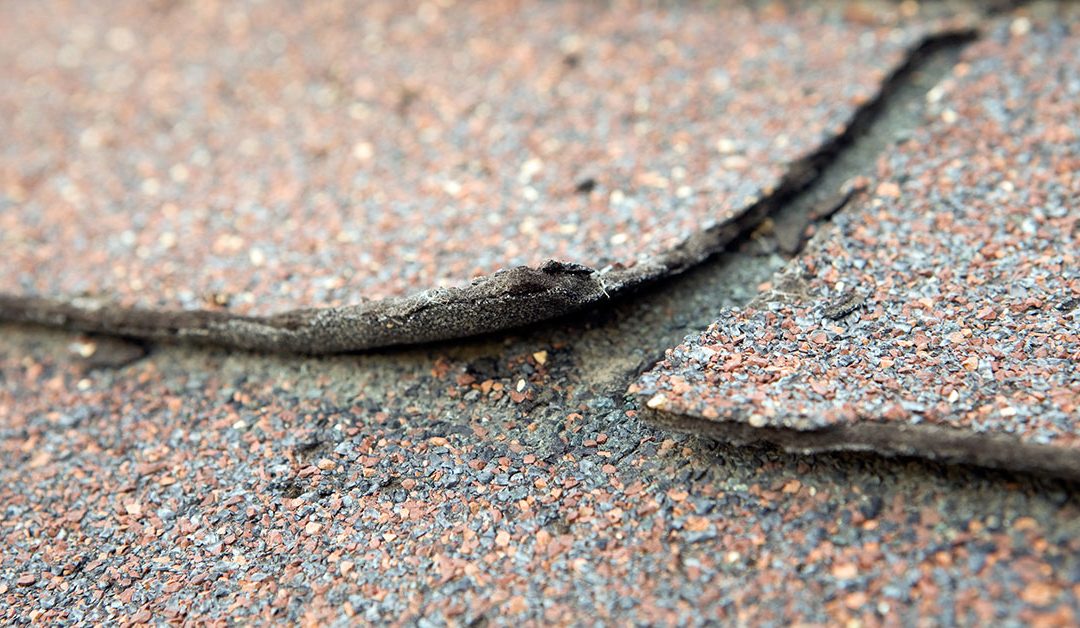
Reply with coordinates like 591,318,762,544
634,20,1080,474
1,0,962,316
2,326,1078,625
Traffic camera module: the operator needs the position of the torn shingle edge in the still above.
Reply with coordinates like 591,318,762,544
642,407,1080,482
0,30,977,354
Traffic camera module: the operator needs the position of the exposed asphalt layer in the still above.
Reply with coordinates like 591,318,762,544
0,0,977,352
634,17,1080,480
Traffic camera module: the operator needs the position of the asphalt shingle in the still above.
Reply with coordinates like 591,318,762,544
633,18,1080,480
0,0,973,350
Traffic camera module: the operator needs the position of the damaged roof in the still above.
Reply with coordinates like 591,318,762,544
3,0,1079,625
0,0,974,351
634,18,1080,480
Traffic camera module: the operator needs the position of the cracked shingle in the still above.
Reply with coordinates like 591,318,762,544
0,0,975,350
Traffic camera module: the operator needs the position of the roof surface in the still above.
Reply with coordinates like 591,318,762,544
634,17,1080,480
2,1,1078,625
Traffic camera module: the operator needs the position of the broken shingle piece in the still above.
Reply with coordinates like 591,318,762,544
633,19,1080,480
0,0,974,351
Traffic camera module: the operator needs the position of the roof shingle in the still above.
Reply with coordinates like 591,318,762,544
634,18,1080,479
